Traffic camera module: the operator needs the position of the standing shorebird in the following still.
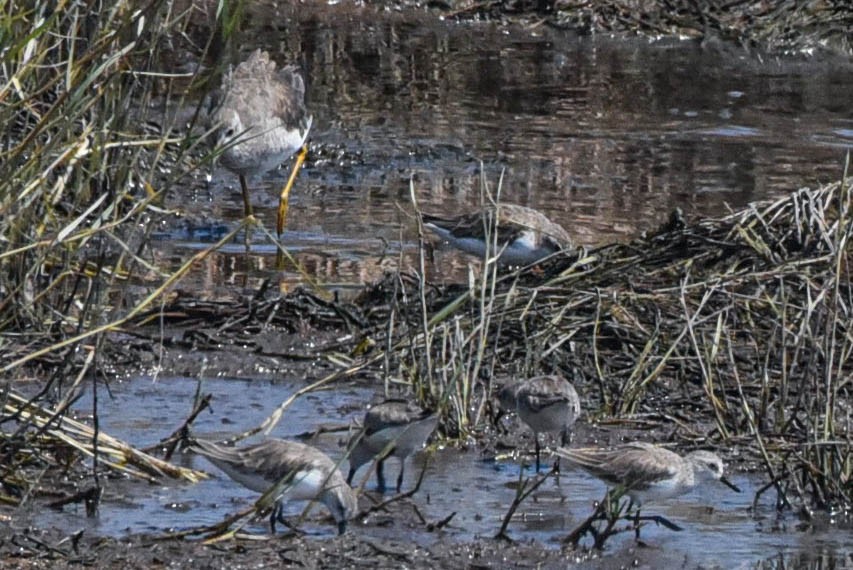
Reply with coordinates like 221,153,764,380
422,203,572,267
211,49,312,234
555,442,740,532
189,437,358,534
346,399,439,493
498,374,581,472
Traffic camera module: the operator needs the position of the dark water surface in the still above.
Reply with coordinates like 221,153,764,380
37,376,850,568
157,4,853,294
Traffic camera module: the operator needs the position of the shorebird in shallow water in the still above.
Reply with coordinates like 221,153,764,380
210,49,312,232
422,203,572,267
498,374,581,472
555,442,740,532
189,437,357,534
347,399,439,492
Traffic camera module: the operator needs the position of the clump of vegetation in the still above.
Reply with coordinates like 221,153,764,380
379,167,853,521
114,166,852,524
2,2,188,368
0,0,234,510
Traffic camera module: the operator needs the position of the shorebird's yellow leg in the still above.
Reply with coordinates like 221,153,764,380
276,143,309,235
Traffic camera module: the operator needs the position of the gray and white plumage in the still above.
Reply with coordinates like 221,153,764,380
347,399,439,492
189,437,357,534
423,203,572,266
554,442,741,504
210,49,312,215
498,374,581,472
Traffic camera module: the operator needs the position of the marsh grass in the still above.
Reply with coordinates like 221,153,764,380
397,170,515,437
372,161,853,516
0,0,241,506
1,0,218,358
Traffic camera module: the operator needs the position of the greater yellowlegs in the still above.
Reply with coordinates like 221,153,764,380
211,49,312,233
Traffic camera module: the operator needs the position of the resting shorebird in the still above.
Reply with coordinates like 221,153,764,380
498,374,581,472
189,437,357,534
346,399,439,492
422,203,572,267
555,442,740,532
210,49,312,233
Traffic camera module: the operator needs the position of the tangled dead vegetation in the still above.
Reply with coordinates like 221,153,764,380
360,176,852,516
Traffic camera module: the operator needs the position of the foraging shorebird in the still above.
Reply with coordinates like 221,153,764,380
555,442,740,530
210,49,312,232
498,374,581,472
346,399,439,492
422,203,572,267
189,437,357,534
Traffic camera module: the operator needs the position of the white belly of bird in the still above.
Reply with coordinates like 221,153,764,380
499,231,554,265
223,121,310,177
367,416,438,458
210,458,327,500
632,474,691,504
365,424,410,457
400,417,439,455
435,232,553,266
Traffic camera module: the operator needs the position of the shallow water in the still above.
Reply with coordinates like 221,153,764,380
36,376,851,568
155,5,853,294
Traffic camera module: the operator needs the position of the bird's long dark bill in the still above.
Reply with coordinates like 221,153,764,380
720,475,741,493
338,520,348,535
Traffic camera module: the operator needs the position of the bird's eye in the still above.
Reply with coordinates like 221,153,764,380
225,128,235,138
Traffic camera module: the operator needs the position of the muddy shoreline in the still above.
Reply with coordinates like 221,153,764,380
0,345,694,569
0,524,689,570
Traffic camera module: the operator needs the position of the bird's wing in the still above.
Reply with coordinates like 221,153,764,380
520,379,577,413
556,443,677,490
362,400,429,436
423,210,527,244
